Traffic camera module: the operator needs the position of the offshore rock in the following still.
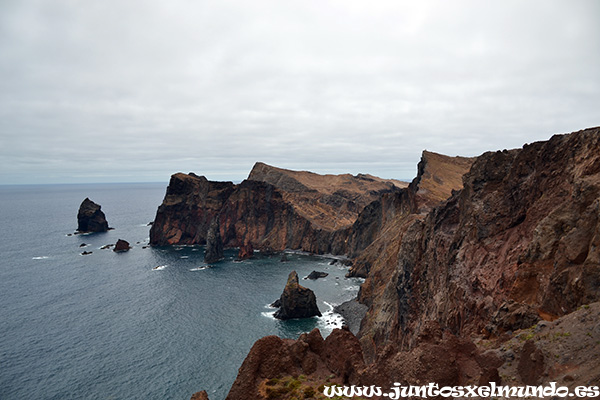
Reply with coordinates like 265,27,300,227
190,390,209,400
113,239,131,252
204,219,223,263
306,270,328,280
273,271,321,319
77,198,110,233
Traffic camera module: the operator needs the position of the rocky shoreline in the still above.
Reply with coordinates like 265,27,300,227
161,127,600,400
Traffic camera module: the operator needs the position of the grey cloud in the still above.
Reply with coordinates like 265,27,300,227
0,0,598,184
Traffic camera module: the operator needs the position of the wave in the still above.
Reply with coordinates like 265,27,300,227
189,266,211,271
32,256,49,260
152,265,167,271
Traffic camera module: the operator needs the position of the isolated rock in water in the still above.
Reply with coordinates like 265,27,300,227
113,239,131,252
306,270,328,280
204,219,223,263
274,271,321,319
236,242,254,260
77,198,109,233
81,251,92,256
190,390,209,400
280,253,288,262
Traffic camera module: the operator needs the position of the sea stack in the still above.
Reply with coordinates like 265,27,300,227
77,198,110,233
204,219,224,263
273,271,321,320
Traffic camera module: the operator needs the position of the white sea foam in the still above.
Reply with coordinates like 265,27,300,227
261,310,277,320
180,256,189,259
189,266,211,271
32,256,49,260
318,302,345,333
152,265,167,271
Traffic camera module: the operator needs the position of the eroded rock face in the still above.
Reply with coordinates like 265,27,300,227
77,198,110,233
150,164,405,254
273,271,321,320
358,127,600,358
149,173,234,245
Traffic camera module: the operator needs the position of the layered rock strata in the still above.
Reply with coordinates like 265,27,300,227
77,198,110,233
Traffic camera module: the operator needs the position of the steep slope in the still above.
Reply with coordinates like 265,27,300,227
358,127,600,358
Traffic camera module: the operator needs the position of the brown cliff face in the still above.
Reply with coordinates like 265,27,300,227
149,173,234,245
150,164,405,253
358,127,600,358
347,151,475,279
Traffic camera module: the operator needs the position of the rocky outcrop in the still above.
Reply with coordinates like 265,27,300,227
204,219,223,263
189,390,209,400
113,239,131,252
305,271,328,280
77,198,110,233
150,163,406,254
273,271,321,320
224,328,364,400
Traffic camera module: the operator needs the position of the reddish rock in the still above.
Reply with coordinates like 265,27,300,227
518,340,545,385
224,328,364,400
273,271,321,319
113,239,131,252
236,242,254,260
190,390,209,400
77,198,110,233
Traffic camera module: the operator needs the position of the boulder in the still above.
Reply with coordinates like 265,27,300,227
273,271,321,320
77,198,110,233
306,270,328,280
113,239,131,252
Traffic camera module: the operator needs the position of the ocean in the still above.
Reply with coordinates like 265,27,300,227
0,183,362,400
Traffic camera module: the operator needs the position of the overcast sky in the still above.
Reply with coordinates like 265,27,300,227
1,0,598,184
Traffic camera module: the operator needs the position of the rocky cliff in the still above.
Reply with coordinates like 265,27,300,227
357,127,600,359
198,127,600,400
150,163,407,253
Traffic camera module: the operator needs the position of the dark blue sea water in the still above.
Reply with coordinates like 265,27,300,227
0,183,362,400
